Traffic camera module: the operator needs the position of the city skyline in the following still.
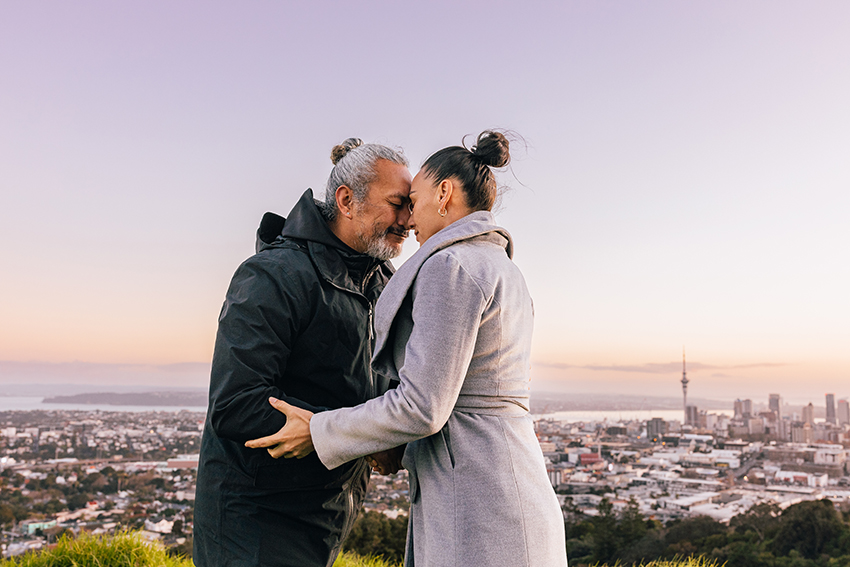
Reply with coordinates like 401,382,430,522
2,2,849,400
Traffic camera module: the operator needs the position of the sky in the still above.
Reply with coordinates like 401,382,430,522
1,1,848,405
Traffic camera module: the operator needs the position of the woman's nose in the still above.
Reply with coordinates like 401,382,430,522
400,208,412,228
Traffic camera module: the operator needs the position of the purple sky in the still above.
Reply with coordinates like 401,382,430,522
1,2,849,403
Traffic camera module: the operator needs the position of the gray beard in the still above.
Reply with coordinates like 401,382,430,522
355,224,403,261
363,233,400,261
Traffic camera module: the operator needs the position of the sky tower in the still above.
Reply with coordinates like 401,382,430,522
681,349,689,423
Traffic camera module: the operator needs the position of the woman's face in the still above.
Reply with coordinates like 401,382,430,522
408,171,447,244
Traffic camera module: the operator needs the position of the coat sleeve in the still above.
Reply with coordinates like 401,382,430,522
311,252,488,469
208,254,327,443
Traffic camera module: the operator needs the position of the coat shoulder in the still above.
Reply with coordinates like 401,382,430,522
421,239,511,295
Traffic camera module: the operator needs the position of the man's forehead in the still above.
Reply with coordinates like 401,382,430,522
370,182,410,200
367,160,411,199
386,189,410,201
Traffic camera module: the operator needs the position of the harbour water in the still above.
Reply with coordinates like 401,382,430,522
0,396,736,422
532,408,734,423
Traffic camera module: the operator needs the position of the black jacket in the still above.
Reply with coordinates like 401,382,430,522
194,190,394,567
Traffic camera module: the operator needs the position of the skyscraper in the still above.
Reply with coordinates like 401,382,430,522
803,402,814,425
791,422,814,444
647,417,666,441
826,393,836,424
734,399,744,419
838,399,850,426
686,405,699,427
769,393,781,418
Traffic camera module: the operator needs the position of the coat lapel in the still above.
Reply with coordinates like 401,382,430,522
371,211,513,373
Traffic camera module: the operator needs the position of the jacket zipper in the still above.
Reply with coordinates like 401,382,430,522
335,473,359,566
367,302,375,398
322,266,380,401
364,263,380,399
345,486,355,534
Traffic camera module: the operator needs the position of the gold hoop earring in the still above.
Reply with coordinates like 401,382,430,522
438,207,447,217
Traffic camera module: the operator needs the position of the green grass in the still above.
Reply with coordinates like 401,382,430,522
596,558,720,567
0,531,401,567
0,531,718,567
641,560,719,567
0,531,192,566
333,551,401,567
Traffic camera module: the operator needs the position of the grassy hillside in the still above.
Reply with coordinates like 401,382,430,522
334,551,401,567
610,560,718,567
0,532,189,567
0,530,725,567
0,531,401,567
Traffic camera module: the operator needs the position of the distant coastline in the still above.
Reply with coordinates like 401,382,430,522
37,390,730,411
0,388,808,418
528,392,732,414
41,391,207,407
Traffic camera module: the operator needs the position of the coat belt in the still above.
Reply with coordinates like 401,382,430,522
454,376,530,417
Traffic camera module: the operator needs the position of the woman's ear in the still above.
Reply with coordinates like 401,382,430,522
437,179,454,208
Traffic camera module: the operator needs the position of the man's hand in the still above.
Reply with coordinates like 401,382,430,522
245,397,315,459
366,445,406,475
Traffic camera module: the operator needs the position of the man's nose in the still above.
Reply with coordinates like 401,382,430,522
398,206,412,229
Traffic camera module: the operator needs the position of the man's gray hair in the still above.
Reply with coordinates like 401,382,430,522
322,139,409,221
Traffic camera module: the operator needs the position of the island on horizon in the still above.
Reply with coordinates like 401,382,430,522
42,391,207,407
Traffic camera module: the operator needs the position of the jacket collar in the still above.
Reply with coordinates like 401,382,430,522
371,211,512,367
281,189,352,250
264,189,393,296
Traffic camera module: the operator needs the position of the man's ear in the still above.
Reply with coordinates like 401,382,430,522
335,185,354,218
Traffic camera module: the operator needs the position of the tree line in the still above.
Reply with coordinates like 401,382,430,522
565,496,850,567
342,496,850,566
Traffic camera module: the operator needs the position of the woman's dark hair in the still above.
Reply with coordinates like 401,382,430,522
421,130,511,212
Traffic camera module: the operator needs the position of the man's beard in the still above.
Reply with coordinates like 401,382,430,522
357,225,407,261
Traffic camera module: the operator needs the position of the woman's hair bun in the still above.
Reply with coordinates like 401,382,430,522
471,131,510,168
330,138,363,165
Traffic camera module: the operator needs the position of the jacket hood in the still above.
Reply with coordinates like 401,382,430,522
371,210,512,365
255,189,393,298
256,189,353,253
281,189,354,250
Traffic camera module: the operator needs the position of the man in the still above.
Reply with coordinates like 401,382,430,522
194,139,412,567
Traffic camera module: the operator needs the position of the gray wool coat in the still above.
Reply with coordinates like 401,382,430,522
311,211,567,567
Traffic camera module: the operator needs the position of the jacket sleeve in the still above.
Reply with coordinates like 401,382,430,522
311,252,487,469
208,254,327,443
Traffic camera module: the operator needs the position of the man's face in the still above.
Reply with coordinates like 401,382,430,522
351,159,413,260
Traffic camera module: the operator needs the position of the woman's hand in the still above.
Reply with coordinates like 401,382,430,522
244,397,315,459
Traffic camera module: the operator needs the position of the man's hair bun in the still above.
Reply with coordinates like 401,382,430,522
330,138,363,165
471,131,510,168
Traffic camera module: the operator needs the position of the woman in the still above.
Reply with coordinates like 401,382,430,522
247,131,568,567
